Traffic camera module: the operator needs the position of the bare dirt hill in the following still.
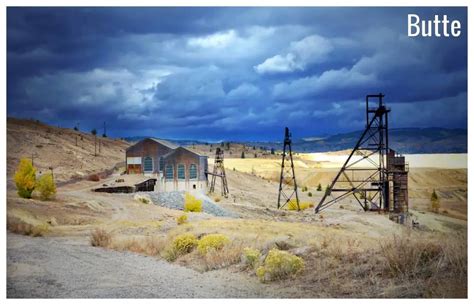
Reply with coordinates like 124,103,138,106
7,118,129,185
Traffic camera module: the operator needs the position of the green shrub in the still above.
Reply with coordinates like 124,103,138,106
242,247,261,269
36,173,56,200
14,158,36,198
197,234,230,255
176,214,188,225
256,249,304,282
308,192,312,197
184,193,203,212
317,183,322,191
301,186,308,192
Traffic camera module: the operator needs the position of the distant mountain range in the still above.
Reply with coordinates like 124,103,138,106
125,128,467,154
250,128,467,154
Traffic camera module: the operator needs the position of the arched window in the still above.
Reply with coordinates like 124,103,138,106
189,164,197,179
177,164,185,180
165,164,174,179
159,157,165,172
143,156,153,172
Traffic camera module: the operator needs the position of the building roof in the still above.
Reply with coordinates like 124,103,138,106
149,138,179,149
126,137,179,152
162,146,207,159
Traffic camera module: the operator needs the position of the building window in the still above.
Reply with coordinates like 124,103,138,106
177,164,185,180
189,164,197,179
159,157,165,172
143,156,153,172
165,164,173,179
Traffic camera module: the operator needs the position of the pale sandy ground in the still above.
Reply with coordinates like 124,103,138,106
300,152,467,169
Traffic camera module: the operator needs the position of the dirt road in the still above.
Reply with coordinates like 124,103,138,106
7,233,282,298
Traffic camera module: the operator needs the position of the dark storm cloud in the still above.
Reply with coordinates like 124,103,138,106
7,7,467,140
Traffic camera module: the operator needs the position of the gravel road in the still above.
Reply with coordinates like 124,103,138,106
7,233,283,298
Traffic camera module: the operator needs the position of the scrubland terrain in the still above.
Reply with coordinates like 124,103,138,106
7,119,467,298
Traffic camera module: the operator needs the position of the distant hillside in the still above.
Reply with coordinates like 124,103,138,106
7,118,129,184
247,128,467,154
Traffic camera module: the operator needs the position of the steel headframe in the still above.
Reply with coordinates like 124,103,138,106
277,127,300,210
315,93,390,213
208,147,229,197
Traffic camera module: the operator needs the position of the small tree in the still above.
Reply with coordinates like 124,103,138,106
271,148,275,155
73,126,78,131
14,158,36,198
36,173,56,200
241,151,245,159
317,183,322,191
431,189,440,213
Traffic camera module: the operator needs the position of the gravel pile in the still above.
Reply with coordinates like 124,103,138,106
148,191,237,218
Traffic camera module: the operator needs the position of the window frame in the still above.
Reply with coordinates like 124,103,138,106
143,156,153,173
165,164,174,179
177,164,186,180
189,164,197,180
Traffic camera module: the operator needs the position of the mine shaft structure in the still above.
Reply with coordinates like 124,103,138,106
315,94,409,222
277,127,300,210
208,147,229,197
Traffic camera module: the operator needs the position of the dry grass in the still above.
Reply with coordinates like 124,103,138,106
200,242,244,271
90,228,112,247
7,217,49,237
289,231,467,298
109,236,166,256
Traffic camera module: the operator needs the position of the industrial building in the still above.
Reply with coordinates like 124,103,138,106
125,138,208,192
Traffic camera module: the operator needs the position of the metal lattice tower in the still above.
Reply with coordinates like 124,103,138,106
277,127,300,210
208,147,229,197
315,94,390,213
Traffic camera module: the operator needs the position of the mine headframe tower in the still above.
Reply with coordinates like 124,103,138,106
315,94,392,213
277,127,300,210
207,147,229,197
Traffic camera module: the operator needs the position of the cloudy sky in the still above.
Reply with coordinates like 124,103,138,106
7,7,467,141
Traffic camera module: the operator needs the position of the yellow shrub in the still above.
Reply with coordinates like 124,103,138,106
242,247,261,269
173,233,198,254
256,249,304,282
197,234,230,255
286,199,312,210
184,193,203,212
176,214,188,225
36,173,56,200
14,158,36,198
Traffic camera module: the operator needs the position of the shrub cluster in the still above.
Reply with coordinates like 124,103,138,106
256,249,305,282
197,234,230,255
176,214,188,225
184,193,203,212
163,233,198,261
14,158,57,200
